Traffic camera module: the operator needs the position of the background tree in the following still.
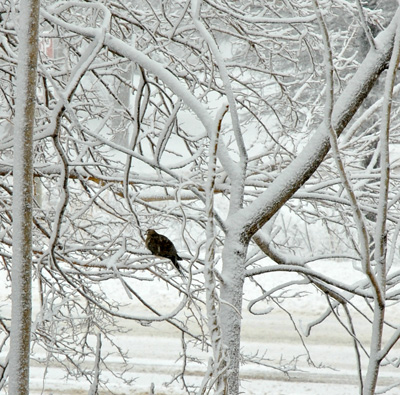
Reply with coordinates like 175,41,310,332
0,0,400,394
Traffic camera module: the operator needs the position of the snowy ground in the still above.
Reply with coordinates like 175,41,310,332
2,261,400,394
27,309,400,395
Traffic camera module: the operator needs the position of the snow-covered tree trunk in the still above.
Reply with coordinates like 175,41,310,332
9,1,40,393
220,230,248,394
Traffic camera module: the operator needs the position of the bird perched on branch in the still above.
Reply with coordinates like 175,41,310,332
145,229,183,274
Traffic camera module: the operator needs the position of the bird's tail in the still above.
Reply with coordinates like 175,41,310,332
171,256,183,274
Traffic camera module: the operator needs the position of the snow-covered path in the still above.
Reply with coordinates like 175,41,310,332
28,309,400,394
1,261,398,394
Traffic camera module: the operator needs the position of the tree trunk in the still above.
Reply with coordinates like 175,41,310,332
220,230,248,394
9,1,40,394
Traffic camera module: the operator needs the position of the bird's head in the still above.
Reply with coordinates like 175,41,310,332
146,229,157,236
